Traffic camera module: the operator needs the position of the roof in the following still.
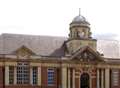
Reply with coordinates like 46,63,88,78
0,33,119,58
71,15,89,24
0,33,67,57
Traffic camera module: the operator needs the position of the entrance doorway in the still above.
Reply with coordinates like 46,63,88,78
80,73,90,88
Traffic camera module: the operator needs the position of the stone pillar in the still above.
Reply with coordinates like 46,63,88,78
72,69,75,88
5,66,9,85
38,67,41,86
14,67,17,85
62,67,67,88
101,69,104,88
30,67,33,85
68,68,71,88
97,69,100,88
105,68,110,88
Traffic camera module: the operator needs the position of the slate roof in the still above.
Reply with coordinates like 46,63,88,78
0,33,119,58
0,33,67,57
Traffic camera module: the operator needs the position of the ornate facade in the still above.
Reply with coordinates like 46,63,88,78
0,13,119,88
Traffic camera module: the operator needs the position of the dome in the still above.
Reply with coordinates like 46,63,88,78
72,15,89,24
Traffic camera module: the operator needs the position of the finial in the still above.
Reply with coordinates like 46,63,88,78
79,8,81,16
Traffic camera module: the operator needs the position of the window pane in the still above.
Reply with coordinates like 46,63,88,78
17,62,29,84
32,67,38,85
47,68,54,86
9,66,14,84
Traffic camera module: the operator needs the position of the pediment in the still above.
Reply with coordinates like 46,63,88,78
13,45,35,59
71,46,103,62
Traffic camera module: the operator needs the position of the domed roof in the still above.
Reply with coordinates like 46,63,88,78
72,15,89,24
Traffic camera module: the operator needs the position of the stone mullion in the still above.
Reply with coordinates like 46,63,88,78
14,66,17,85
30,67,33,85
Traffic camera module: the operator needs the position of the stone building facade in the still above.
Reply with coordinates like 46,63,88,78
0,13,119,88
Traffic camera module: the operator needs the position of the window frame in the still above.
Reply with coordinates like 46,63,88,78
47,68,55,86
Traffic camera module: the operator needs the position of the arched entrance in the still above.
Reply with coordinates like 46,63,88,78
80,73,90,88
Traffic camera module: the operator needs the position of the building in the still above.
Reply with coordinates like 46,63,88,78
0,13,120,88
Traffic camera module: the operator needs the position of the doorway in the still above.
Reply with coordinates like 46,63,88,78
80,73,90,88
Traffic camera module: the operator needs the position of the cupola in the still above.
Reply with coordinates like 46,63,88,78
69,9,91,39
66,9,97,55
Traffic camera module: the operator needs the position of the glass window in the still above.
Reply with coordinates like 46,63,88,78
32,67,38,85
112,69,119,86
17,62,29,84
9,66,14,84
47,68,54,86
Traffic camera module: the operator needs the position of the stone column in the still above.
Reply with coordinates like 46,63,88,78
68,68,71,88
97,69,100,88
5,66,9,85
72,69,75,88
38,67,41,86
101,69,104,88
62,67,67,88
14,66,17,85
30,67,33,85
105,68,110,88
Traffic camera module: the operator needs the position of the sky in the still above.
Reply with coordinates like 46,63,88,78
0,0,120,40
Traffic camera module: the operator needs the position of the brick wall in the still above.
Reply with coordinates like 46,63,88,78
0,67,4,88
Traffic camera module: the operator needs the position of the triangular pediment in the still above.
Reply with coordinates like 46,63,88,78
71,46,103,62
13,45,36,59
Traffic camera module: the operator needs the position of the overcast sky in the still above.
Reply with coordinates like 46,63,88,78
0,0,120,40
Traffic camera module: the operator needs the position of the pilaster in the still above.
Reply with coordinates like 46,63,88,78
38,67,41,86
14,66,17,85
101,69,104,88
30,67,33,85
97,69,100,88
62,67,67,88
105,68,110,88
68,68,71,88
72,69,75,88
5,66,9,85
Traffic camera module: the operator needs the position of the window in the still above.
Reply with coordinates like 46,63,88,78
17,62,29,84
9,66,14,84
47,68,54,86
112,69,119,86
32,67,38,85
